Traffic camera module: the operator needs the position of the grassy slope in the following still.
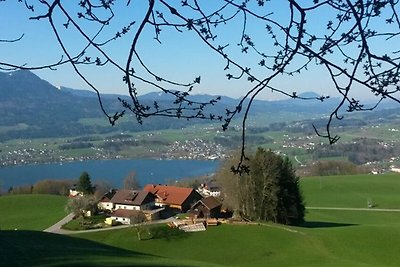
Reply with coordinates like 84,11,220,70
301,173,400,208
0,230,211,267
2,174,400,266
0,194,67,230
75,173,400,267
76,211,400,267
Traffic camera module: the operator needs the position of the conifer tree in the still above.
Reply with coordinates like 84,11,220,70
77,171,94,195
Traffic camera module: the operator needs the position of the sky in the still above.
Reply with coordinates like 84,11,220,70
0,1,398,103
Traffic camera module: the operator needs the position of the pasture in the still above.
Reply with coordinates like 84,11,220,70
301,173,400,208
1,173,400,266
0,194,67,230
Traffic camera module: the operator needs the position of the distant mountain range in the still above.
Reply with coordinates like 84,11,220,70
61,82,337,112
1,70,391,140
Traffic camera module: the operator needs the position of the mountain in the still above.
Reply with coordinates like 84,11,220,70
0,71,113,139
0,70,341,140
60,86,125,99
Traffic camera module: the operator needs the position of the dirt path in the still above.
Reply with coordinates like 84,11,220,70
43,213,176,235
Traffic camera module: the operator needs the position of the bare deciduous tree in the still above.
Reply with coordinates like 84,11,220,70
1,1,400,172
123,171,141,190
65,194,98,218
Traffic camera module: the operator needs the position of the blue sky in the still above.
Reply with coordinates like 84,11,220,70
0,1,397,102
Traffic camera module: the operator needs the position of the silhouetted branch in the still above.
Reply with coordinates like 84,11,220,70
1,0,400,173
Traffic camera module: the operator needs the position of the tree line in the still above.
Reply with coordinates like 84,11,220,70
311,138,400,165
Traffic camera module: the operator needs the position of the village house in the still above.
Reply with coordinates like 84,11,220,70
188,196,222,219
143,184,202,212
98,189,117,211
107,190,160,224
110,189,156,211
110,209,145,225
197,182,221,197
68,185,83,198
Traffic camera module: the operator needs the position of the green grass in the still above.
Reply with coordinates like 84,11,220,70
77,173,400,266
2,174,400,266
0,194,67,230
62,214,108,231
301,210,400,267
301,173,400,208
75,210,400,267
0,230,196,267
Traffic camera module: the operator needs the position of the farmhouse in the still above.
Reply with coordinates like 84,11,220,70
197,182,221,197
98,189,117,211
143,184,202,212
189,196,222,219
110,209,145,225
68,186,83,198
110,189,156,211
105,190,163,224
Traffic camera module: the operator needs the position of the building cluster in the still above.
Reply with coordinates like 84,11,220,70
0,137,225,167
95,184,223,226
165,139,226,160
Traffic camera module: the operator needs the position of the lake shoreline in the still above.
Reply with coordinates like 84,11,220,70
1,153,223,168
0,158,220,189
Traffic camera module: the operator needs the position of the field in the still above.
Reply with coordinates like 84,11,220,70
301,173,400,208
0,194,67,230
1,173,400,266
3,113,400,170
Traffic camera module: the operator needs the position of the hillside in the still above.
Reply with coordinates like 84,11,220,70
0,194,67,230
2,174,400,266
0,70,338,140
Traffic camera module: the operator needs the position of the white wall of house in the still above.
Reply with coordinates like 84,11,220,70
209,190,221,197
115,204,140,210
69,189,83,197
111,216,131,225
115,201,155,211
197,188,221,197
98,202,114,210
154,199,166,207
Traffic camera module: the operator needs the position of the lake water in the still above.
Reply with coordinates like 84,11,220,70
0,159,220,190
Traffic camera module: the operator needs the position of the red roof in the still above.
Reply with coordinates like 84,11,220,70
143,184,196,206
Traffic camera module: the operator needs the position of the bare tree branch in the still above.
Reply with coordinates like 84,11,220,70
1,0,400,173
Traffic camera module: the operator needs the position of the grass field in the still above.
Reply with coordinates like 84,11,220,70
1,174,400,266
301,173,400,208
0,194,67,230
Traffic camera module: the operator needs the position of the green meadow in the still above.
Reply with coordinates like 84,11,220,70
0,194,67,230
301,173,400,208
1,173,400,266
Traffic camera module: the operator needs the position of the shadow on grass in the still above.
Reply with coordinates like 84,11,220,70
139,225,190,241
0,230,193,267
300,221,358,228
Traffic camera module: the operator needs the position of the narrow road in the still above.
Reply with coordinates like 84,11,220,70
44,213,177,235
294,155,302,165
43,213,75,234
306,207,400,212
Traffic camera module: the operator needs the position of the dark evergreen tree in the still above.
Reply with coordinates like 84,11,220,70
77,171,94,195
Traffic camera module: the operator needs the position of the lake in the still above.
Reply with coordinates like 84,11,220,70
0,159,220,190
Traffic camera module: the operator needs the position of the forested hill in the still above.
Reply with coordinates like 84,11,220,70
0,70,105,122
0,70,338,140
